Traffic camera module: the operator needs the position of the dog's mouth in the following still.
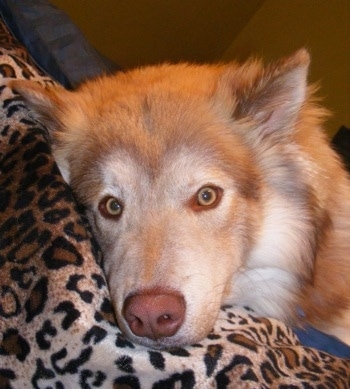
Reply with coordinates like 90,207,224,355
119,324,211,350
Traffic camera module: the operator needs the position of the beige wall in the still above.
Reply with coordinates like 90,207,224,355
222,0,350,137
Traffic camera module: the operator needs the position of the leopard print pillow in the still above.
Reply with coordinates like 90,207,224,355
0,18,349,388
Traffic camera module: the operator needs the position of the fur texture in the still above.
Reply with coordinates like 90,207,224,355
10,49,350,348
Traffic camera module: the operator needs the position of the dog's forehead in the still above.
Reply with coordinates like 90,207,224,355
101,141,230,192
73,66,260,201
85,86,237,174
78,63,228,142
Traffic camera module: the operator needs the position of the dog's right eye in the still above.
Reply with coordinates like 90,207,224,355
99,196,123,218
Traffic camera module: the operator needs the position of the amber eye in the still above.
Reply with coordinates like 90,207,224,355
99,196,123,218
196,186,221,208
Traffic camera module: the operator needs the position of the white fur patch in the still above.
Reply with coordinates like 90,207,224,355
225,187,314,322
229,267,299,321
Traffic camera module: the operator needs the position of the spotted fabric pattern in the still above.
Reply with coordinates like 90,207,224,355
0,18,349,389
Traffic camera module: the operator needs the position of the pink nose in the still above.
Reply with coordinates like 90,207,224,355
123,290,185,340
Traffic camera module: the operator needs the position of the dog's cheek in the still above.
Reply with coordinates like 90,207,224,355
85,213,129,299
171,230,238,317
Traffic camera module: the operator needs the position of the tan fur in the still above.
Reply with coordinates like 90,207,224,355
9,49,350,347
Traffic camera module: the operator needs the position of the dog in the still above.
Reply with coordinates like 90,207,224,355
10,49,350,349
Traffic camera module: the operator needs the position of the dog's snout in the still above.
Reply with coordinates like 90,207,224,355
123,290,185,341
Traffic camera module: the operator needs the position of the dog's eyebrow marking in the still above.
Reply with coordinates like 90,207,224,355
140,96,154,134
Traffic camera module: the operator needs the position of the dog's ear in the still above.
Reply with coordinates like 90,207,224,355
8,80,70,131
8,80,76,183
219,49,310,141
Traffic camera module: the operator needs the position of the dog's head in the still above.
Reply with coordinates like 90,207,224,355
10,49,311,348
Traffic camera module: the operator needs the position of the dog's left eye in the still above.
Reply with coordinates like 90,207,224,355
99,196,123,218
194,186,222,209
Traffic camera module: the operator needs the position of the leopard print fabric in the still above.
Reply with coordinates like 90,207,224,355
0,18,349,388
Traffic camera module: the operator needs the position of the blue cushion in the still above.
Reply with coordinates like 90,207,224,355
294,326,350,358
0,0,120,88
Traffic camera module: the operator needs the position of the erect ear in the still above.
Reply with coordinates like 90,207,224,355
219,49,310,141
